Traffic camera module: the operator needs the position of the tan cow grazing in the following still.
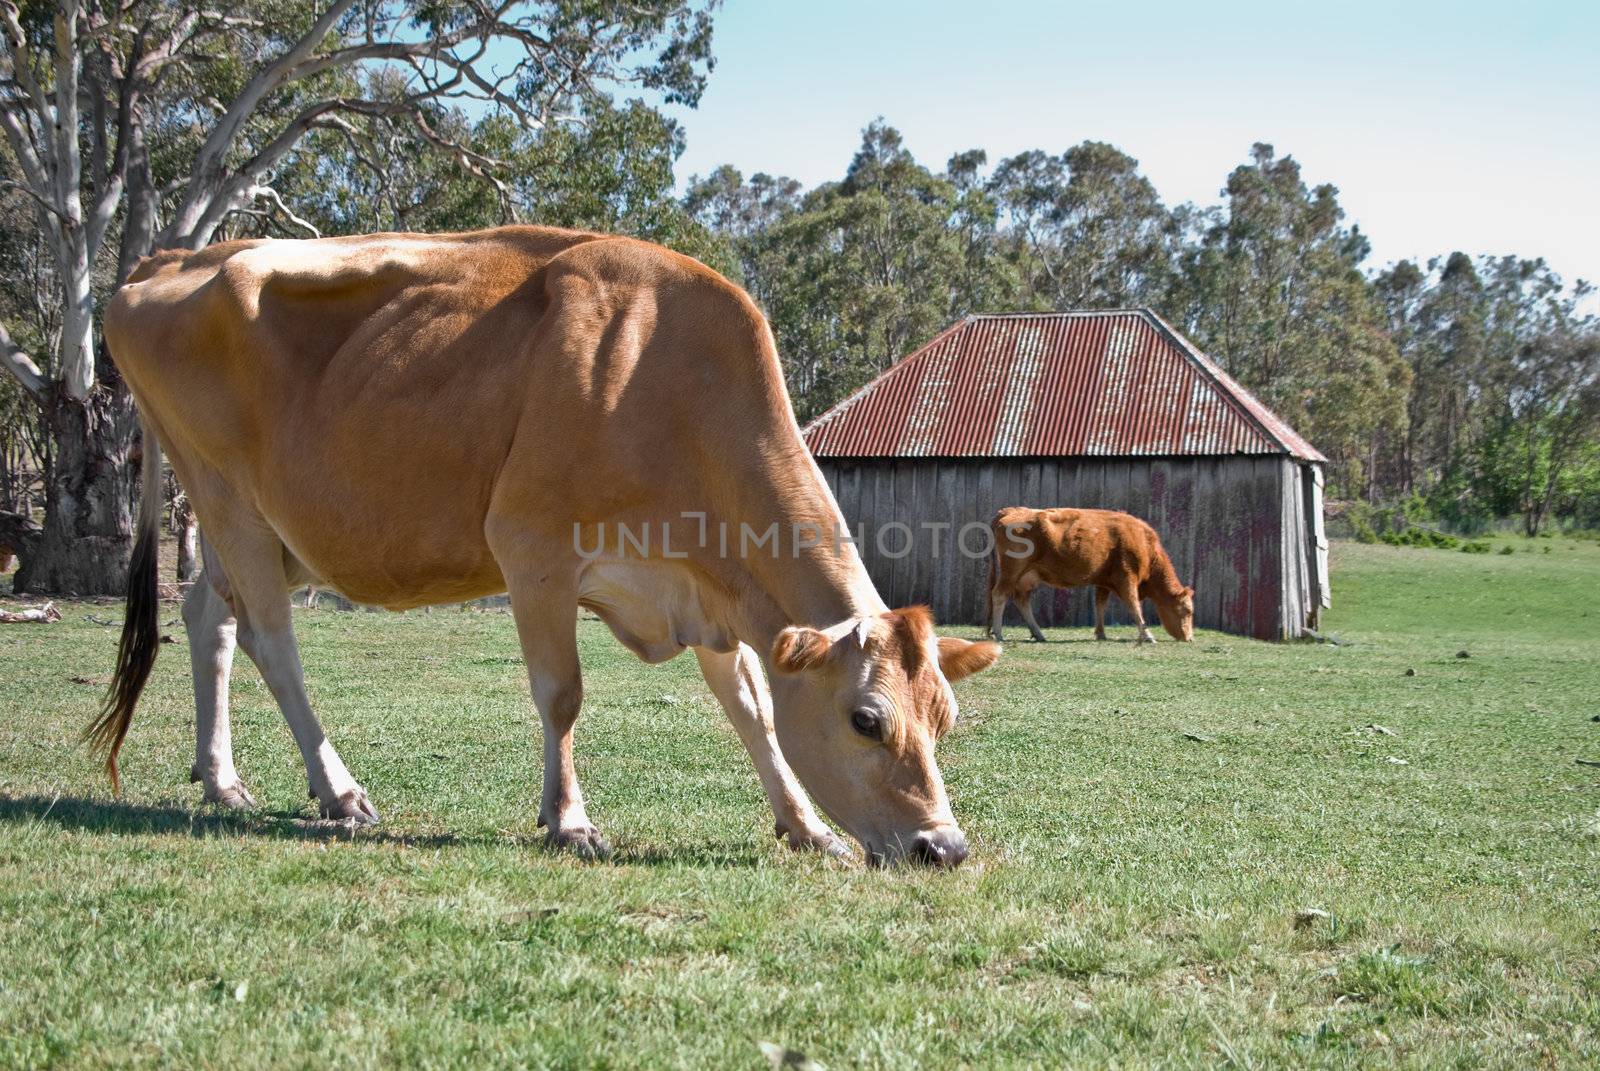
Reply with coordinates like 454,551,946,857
987,507,1195,645
88,226,999,868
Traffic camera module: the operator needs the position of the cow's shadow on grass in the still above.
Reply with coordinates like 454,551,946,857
0,793,771,867
0,792,466,847
978,635,1146,645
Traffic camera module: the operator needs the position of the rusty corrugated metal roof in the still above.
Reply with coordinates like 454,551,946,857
803,310,1325,462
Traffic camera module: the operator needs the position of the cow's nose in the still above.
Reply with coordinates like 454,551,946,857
910,829,968,868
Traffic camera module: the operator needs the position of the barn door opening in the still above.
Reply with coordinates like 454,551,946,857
1302,462,1329,626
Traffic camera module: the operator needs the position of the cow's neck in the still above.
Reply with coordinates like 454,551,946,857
747,540,883,632
714,443,886,644
1140,554,1185,601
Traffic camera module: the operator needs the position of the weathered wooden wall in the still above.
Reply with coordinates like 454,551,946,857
818,456,1317,640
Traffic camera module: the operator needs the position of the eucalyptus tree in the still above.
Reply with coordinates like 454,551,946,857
945,147,1021,321
685,124,1028,422
1440,258,1598,534
989,140,1169,310
0,0,715,593
683,163,800,307
747,121,981,420
1168,143,1406,496
1372,257,1430,494
507,98,728,272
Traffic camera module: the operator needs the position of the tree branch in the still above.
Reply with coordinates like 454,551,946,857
187,94,415,243
0,1,55,161
51,0,83,221
167,0,361,238
0,8,57,216
164,0,587,243
410,111,515,220
245,183,321,237
0,176,65,222
0,319,47,403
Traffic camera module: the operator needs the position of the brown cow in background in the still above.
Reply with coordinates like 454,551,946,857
987,507,1195,644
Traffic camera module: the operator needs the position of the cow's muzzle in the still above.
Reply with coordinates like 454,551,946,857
909,828,969,868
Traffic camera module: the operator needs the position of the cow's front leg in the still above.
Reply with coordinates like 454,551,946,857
182,567,254,809
1016,594,1048,643
694,645,847,858
509,585,607,858
1111,580,1156,644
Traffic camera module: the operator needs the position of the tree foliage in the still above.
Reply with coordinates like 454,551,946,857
687,125,1596,531
0,0,716,591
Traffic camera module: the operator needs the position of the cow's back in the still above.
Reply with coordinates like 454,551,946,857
104,226,780,608
997,507,1164,590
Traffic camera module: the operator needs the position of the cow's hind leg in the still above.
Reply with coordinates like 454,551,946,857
1094,587,1110,641
208,521,377,821
183,563,253,808
508,577,607,858
987,585,1007,643
694,645,846,857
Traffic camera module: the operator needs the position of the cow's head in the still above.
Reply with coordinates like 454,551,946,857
767,607,998,867
1157,586,1195,642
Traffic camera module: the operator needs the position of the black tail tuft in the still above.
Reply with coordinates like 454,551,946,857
82,424,163,794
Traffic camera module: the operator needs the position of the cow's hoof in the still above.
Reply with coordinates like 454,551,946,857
203,781,257,810
818,835,854,861
1029,635,1047,644
1094,632,1107,641
777,823,853,859
319,788,380,825
548,825,611,860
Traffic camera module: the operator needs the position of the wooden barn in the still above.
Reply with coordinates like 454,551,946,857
803,310,1329,640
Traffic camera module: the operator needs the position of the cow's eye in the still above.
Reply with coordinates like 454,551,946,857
850,709,883,741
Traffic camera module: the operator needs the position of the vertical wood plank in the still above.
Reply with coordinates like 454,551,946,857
883,464,908,605
935,463,959,623
1192,458,1227,634
1282,460,1305,637
1246,458,1278,640
892,462,911,609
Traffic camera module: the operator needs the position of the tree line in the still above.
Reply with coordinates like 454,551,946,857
679,126,1599,539
4,2,1597,595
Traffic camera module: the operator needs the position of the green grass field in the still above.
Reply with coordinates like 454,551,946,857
2,537,1598,1068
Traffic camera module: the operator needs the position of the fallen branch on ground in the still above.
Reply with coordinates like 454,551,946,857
0,602,61,623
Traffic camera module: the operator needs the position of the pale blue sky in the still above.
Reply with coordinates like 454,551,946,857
660,0,1599,286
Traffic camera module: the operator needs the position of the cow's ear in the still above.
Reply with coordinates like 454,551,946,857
1182,586,1195,598
937,637,1000,682
772,627,833,673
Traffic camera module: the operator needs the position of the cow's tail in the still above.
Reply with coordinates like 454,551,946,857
986,514,1010,609
987,520,1002,596
83,415,163,794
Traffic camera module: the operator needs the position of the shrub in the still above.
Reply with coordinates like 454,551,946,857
1461,540,1492,554
1382,528,1460,550
1497,544,1515,555
1328,500,1379,543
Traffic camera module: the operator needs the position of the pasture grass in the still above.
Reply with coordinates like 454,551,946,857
1,537,1598,1068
